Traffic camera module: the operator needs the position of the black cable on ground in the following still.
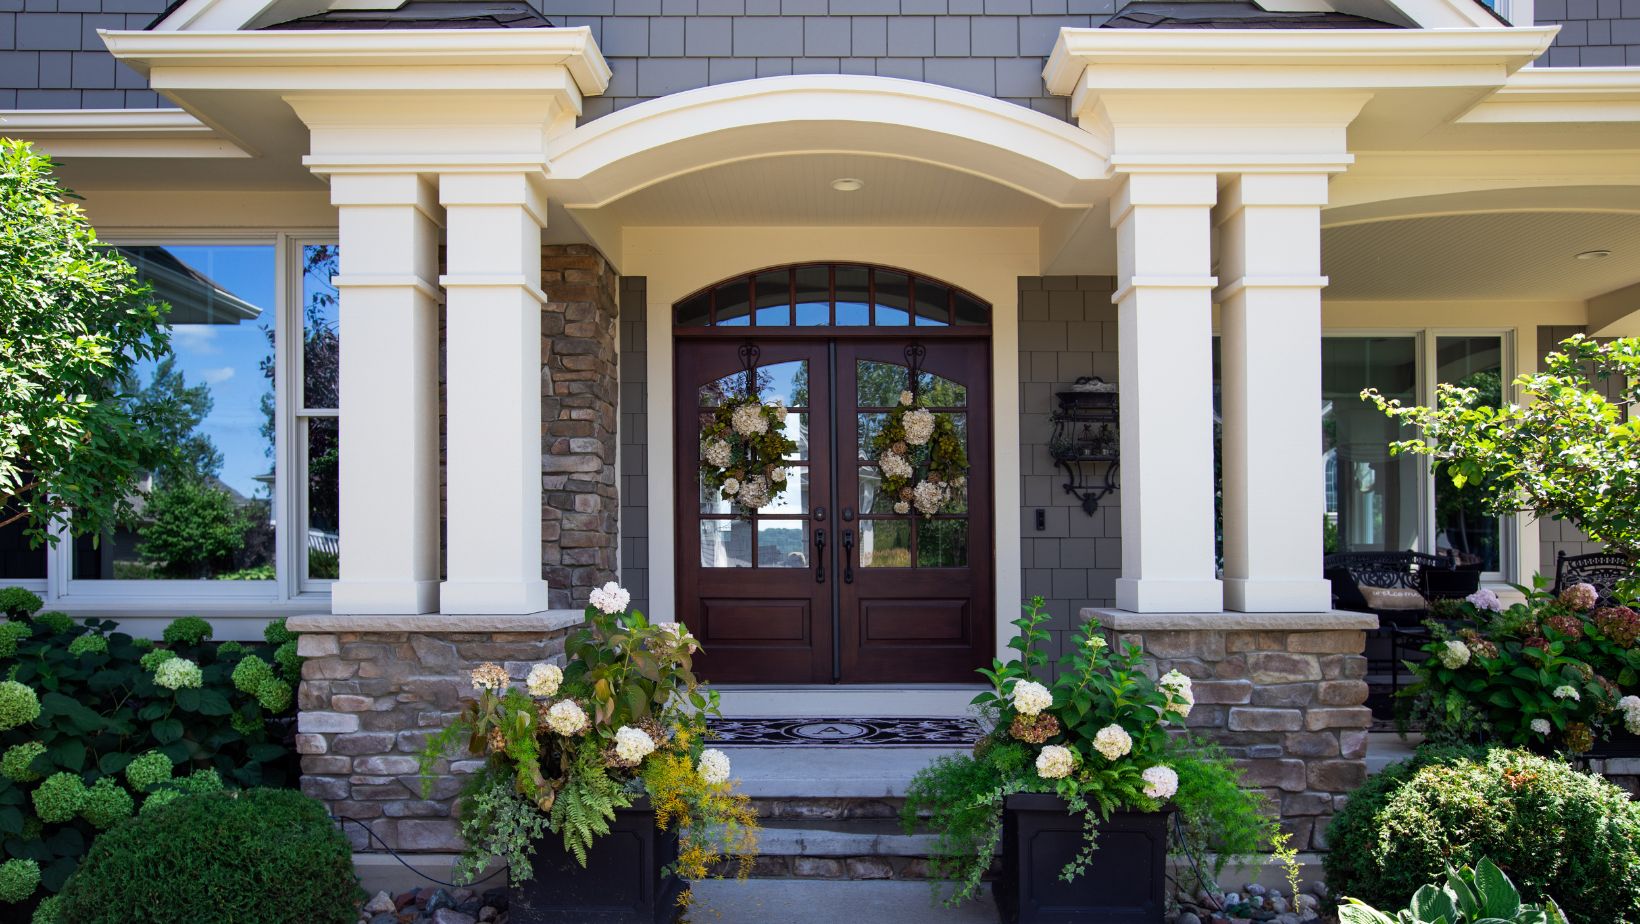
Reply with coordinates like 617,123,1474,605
332,815,508,890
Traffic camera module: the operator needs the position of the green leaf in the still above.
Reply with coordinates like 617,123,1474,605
195,688,232,716
1473,858,1521,919
152,718,184,744
41,855,78,892
97,751,133,775
51,739,86,772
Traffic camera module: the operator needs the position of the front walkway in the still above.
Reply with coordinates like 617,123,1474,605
690,879,996,924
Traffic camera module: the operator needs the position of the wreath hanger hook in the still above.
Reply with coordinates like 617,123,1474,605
903,342,926,402
738,341,761,399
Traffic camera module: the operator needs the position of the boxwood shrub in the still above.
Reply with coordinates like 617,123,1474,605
0,589,302,909
1325,746,1640,923
52,788,360,924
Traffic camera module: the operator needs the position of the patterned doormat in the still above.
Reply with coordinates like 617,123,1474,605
707,716,984,747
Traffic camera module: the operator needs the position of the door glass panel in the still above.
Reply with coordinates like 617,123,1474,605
795,266,830,326
782,412,809,460
941,475,968,514
1323,337,1420,555
835,265,870,326
1434,336,1504,572
700,519,751,567
858,466,900,514
859,520,911,568
916,372,967,407
918,519,967,567
676,292,710,327
857,361,908,407
762,466,808,515
700,371,749,406
954,291,987,326
716,279,750,326
875,270,910,326
915,280,951,326
857,413,888,459
755,360,809,406
758,521,808,568
699,470,735,515
754,270,790,326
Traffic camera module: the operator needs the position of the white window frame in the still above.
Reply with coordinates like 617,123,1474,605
289,237,340,596
1325,327,1516,583
27,232,338,616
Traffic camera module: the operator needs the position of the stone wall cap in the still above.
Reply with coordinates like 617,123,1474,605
287,610,586,633
1081,608,1379,631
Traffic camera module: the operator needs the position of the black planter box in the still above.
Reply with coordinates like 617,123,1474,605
995,794,1170,924
510,802,685,924
1589,730,1640,760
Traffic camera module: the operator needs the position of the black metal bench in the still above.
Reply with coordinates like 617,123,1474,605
1553,551,1634,608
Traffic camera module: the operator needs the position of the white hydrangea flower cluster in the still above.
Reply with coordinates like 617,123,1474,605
1159,670,1194,718
1439,640,1472,669
1553,685,1580,702
1141,765,1179,801
1086,634,1107,653
1531,717,1552,735
1466,588,1504,612
614,726,657,764
722,477,741,496
526,663,562,698
902,408,936,446
658,621,700,654
1620,695,1640,735
911,480,948,516
546,700,589,736
1010,680,1052,717
589,581,631,615
1035,744,1075,780
1092,724,1132,761
879,452,913,480
770,467,787,484
702,438,732,468
697,748,732,785
894,501,911,515
154,657,203,691
737,475,771,510
898,390,914,407
731,402,769,437
470,662,510,693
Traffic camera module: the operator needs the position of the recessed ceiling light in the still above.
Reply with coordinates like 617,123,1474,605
1576,250,1613,261
831,178,864,192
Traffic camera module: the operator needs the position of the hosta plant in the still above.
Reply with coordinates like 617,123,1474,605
1339,858,1568,924
419,583,758,901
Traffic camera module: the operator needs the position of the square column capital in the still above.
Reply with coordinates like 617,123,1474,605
1110,172,1217,225
325,172,443,224
1214,173,1333,219
438,170,551,228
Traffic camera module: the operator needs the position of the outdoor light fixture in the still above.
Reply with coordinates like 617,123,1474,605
1576,250,1613,261
1048,377,1120,516
830,178,864,192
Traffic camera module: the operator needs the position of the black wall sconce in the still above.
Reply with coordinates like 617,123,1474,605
1048,376,1120,516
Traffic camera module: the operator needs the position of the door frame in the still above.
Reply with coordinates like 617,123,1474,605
630,226,1034,669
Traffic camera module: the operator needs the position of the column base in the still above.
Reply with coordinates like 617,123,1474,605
330,579,439,616
438,579,552,615
1224,578,1333,614
1115,578,1224,614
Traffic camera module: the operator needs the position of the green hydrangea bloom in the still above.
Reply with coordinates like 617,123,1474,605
124,751,173,792
31,894,61,924
33,611,72,634
230,710,262,737
274,639,301,684
1,742,45,782
140,787,181,815
32,772,86,823
263,618,295,647
80,776,134,829
161,616,213,646
66,633,107,657
217,640,246,658
0,589,42,618
131,637,154,651
257,679,293,713
181,767,223,794
139,648,176,671
0,681,41,731
0,858,40,903
0,621,32,659
153,657,202,690
231,655,274,696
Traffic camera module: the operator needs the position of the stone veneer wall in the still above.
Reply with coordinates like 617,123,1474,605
294,615,582,852
540,245,621,609
1091,610,1376,850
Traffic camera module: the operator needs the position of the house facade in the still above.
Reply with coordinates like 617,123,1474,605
4,0,1640,871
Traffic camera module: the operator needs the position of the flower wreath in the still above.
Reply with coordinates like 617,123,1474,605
700,395,799,514
869,389,969,518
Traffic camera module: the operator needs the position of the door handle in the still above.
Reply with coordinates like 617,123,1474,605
814,529,826,584
842,529,854,585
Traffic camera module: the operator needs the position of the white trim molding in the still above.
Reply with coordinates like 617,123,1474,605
0,109,247,159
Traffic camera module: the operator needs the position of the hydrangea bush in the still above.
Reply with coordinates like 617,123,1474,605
0,589,301,910
1405,580,1640,752
419,583,759,909
901,596,1274,905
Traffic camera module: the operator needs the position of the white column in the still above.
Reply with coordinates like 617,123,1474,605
1216,173,1334,613
1111,172,1224,613
328,173,443,615
438,171,552,614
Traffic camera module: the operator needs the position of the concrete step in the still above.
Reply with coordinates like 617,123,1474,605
1366,731,1420,776
722,745,967,799
715,684,987,718
759,819,937,858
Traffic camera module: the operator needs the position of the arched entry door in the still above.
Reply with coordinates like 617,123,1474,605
673,264,993,684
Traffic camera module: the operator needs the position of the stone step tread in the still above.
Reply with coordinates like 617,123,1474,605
758,822,939,857
722,746,966,798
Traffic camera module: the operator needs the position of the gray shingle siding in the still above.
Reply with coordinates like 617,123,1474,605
0,0,166,108
1538,0,1640,66
619,276,651,618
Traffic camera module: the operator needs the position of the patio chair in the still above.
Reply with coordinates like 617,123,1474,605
1553,551,1634,608
1324,551,1459,717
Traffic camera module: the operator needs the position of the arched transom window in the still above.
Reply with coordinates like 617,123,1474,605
674,263,990,330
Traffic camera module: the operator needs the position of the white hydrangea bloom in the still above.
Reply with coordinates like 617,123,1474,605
769,468,787,484
737,475,771,510
703,439,732,469
546,700,589,736
658,621,700,654
911,480,948,516
614,726,657,764
1092,724,1133,761
588,581,631,615
1036,745,1075,780
1141,765,1179,801
902,409,936,446
697,748,732,785
1552,685,1580,701
1086,634,1107,652
898,390,914,407
1439,640,1472,670
1466,588,1504,612
893,501,910,515
722,477,740,495
879,452,913,480
1621,695,1640,734
1010,680,1052,717
526,663,563,698
1159,670,1194,718
731,403,769,437
1531,718,1552,735
154,658,203,690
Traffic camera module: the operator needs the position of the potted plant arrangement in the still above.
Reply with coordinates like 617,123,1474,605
1406,582,1640,756
419,583,758,924
902,597,1276,924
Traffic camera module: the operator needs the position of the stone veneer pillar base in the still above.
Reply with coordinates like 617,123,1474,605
1084,608,1378,851
289,612,584,852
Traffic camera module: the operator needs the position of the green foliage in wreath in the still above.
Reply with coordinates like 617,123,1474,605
869,389,969,518
700,396,798,515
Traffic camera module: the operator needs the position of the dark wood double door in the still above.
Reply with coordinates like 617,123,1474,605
676,338,992,683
